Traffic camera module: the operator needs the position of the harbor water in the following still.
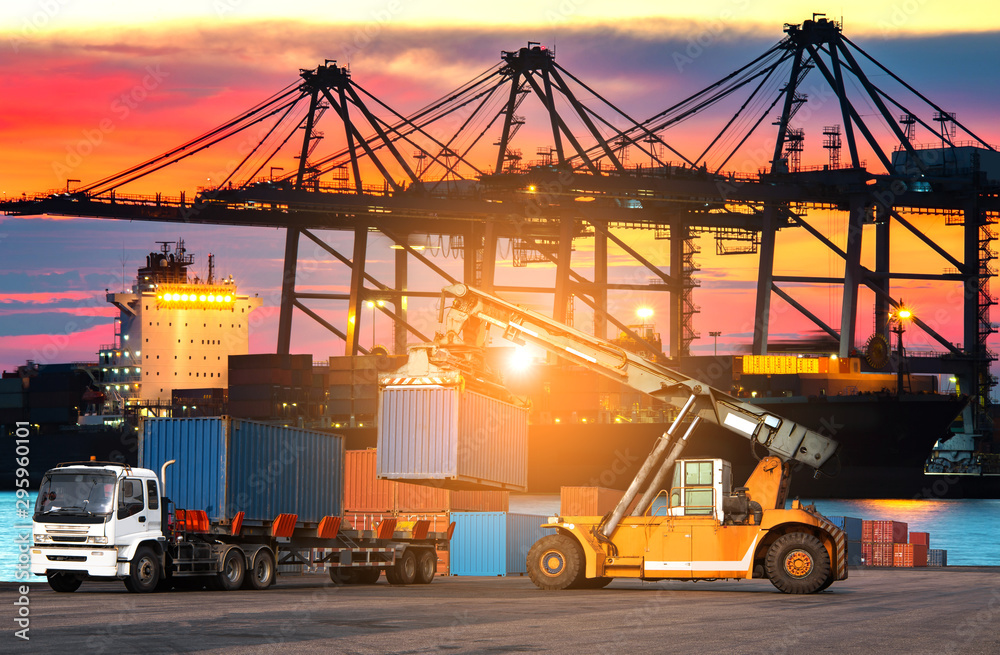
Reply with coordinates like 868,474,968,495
5,491,999,582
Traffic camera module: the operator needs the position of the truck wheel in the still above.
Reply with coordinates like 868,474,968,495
46,572,83,593
124,546,160,593
359,567,381,584
386,549,417,585
415,550,437,584
211,548,246,591
329,568,360,585
244,550,275,590
527,534,586,591
765,532,831,594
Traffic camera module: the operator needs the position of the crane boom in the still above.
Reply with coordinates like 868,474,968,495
438,283,839,470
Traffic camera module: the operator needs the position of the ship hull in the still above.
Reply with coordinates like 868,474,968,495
526,394,987,499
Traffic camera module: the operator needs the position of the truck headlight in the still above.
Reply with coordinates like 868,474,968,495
87,536,108,544
33,534,51,543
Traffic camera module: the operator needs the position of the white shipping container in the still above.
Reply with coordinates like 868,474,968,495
377,385,528,491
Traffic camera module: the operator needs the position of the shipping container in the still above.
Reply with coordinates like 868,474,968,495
436,548,450,576
0,392,24,409
862,519,908,544
345,450,395,512
452,490,509,512
826,516,863,542
140,417,344,524
927,549,948,567
909,531,930,547
0,378,25,394
893,543,928,567
29,406,76,424
847,540,863,566
862,542,894,566
377,386,529,491
345,450,508,513
560,486,625,516
449,512,554,576
229,353,312,370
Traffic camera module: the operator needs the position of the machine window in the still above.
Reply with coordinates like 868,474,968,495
118,478,145,519
146,480,159,510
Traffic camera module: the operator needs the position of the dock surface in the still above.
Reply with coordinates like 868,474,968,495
5,568,1000,653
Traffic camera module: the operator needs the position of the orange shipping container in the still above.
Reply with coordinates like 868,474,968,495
452,490,510,512
345,450,395,512
909,532,930,547
893,543,928,567
863,542,894,566
436,549,450,576
560,486,625,516
346,450,507,513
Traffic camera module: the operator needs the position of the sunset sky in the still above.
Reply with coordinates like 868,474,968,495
1,1,999,388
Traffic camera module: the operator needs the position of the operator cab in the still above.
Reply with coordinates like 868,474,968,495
651,458,732,522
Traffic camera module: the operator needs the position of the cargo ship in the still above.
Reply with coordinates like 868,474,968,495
513,355,986,499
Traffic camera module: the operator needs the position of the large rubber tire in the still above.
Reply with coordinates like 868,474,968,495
415,550,437,585
329,568,361,585
816,573,835,592
244,550,275,590
765,532,832,594
210,548,245,592
46,572,83,593
527,534,587,591
359,567,381,584
385,549,418,586
123,547,160,594
578,576,613,589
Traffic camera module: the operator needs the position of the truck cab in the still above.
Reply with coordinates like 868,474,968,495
32,463,165,593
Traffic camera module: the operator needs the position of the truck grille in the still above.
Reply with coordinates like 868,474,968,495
51,536,87,543
47,555,86,562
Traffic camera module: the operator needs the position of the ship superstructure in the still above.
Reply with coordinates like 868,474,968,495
102,240,262,411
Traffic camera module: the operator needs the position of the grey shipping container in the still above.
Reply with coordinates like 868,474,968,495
449,512,554,576
0,392,24,409
847,540,863,566
377,386,528,491
928,549,948,566
140,417,344,525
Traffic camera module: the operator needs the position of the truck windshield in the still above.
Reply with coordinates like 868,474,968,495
34,472,116,518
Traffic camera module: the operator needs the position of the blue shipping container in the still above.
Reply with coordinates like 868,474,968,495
826,515,863,542
140,417,344,524
449,512,554,576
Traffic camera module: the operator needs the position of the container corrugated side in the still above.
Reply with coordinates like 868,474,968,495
140,417,228,522
506,513,555,575
227,419,343,524
451,490,509,512
377,386,528,491
345,450,395,512
449,512,506,576
456,390,528,491
560,487,624,516
927,549,948,566
909,531,930,546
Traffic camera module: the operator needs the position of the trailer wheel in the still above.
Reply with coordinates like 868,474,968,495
124,546,160,594
527,534,586,591
244,550,275,590
46,572,83,593
765,532,831,594
210,548,245,591
415,550,437,584
386,549,417,585
360,567,381,584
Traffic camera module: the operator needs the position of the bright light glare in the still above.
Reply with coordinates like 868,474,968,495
637,307,654,320
509,347,533,372
897,307,912,319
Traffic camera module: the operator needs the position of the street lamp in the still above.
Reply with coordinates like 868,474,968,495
709,331,722,356
890,301,913,395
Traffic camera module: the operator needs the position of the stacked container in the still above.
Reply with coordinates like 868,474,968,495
228,353,322,420
861,519,908,567
826,516,863,566
560,486,625,516
927,549,948,566
449,512,554,577
344,450,509,514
